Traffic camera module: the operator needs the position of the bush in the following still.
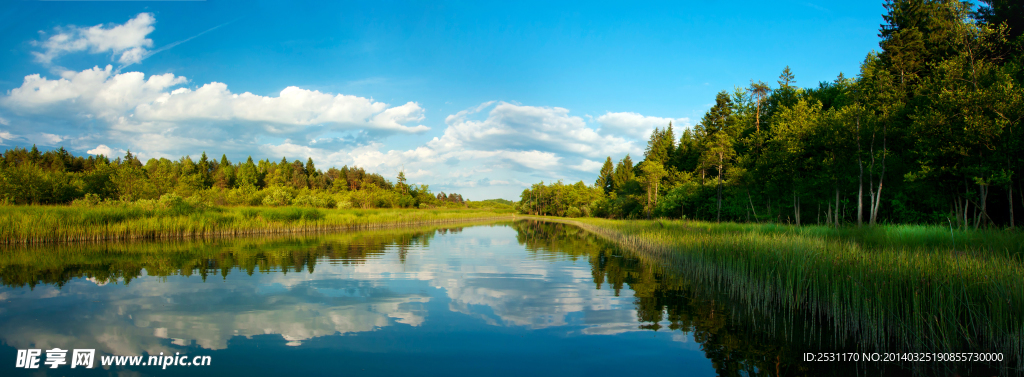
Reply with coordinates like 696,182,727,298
261,187,293,206
159,193,202,216
293,191,337,208
72,193,103,207
226,185,264,206
566,206,582,218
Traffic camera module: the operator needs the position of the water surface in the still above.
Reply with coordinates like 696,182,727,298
0,221,1009,376
1,222,720,376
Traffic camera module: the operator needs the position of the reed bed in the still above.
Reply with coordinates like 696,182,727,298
0,220,511,288
0,205,513,244
525,216,1024,366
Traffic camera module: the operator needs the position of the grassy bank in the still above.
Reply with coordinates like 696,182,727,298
0,203,513,244
0,220,510,288
527,216,1024,361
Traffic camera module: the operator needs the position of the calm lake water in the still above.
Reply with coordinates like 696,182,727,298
0,221,1009,376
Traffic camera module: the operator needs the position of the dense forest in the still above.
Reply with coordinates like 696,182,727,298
0,146,470,209
519,0,1024,229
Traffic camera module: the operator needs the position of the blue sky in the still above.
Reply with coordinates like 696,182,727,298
0,0,886,200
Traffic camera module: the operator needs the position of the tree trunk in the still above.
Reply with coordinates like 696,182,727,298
867,123,887,226
793,189,801,226
835,187,840,228
857,116,864,227
716,160,723,223
963,196,970,231
747,190,759,223
977,183,991,229
1009,182,1014,230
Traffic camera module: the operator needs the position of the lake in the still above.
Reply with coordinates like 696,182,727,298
0,220,1009,376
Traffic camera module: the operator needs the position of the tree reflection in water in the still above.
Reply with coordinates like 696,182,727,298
511,220,1011,377
0,220,1011,376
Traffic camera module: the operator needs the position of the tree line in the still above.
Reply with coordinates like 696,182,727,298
0,145,467,209
520,0,1024,229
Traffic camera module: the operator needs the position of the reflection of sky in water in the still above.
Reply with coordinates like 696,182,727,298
0,225,714,376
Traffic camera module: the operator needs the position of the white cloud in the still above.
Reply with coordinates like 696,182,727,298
569,158,603,172
430,102,631,159
0,115,9,126
0,130,15,143
1,66,429,142
38,133,63,145
279,102,685,199
2,65,186,120
33,13,156,65
86,144,124,157
135,84,428,133
595,111,689,140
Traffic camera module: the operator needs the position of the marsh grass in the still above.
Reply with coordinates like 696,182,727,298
0,204,513,244
0,220,512,288
529,217,1024,368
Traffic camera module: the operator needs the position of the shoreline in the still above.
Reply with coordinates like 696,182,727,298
0,206,513,245
517,215,1024,363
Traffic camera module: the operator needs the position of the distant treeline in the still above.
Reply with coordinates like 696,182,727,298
0,146,468,209
520,0,1024,229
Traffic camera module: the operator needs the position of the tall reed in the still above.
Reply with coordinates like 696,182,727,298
0,205,513,244
527,216,1024,367
0,220,512,288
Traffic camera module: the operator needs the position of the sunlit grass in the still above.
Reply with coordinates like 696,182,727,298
538,217,1023,361
0,204,513,244
0,220,513,288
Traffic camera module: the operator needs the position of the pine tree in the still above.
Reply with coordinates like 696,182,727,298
596,157,614,194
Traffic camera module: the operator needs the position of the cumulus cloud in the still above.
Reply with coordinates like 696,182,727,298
0,130,15,143
135,84,428,133
569,158,603,172
431,102,631,159
1,66,429,146
595,112,690,140
3,65,186,120
294,102,690,198
38,133,63,145
86,144,124,157
33,13,156,65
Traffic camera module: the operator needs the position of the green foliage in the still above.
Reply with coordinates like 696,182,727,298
522,1,1024,228
258,207,324,222
517,180,604,217
261,187,294,206
546,217,1024,366
0,147,469,213
292,191,337,208
0,205,510,244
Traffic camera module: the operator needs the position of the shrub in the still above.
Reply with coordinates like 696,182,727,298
566,206,582,218
72,193,103,207
261,187,293,206
293,191,337,208
227,185,264,206
159,193,196,216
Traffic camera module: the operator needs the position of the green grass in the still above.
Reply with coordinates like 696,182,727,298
0,220,512,288
531,216,1024,361
0,204,514,244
